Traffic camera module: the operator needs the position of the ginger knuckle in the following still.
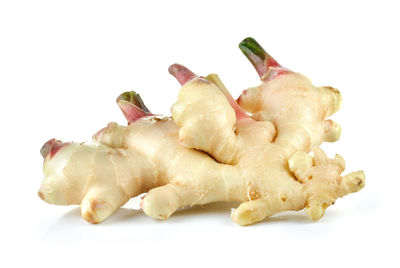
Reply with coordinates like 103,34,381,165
237,87,260,113
333,154,346,171
289,151,313,183
321,86,342,116
305,202,326,221
39,173,72,205
323,120,342,142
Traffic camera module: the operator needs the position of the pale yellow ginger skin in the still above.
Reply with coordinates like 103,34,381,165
171,79,240,164
39,73,365,225
238,73,343,151
40,142,155,223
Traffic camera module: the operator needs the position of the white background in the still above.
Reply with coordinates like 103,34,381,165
0,0,398,267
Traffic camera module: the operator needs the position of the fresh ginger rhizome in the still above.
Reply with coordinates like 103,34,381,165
38,38,364,226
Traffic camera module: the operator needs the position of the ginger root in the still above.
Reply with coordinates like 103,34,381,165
38,37,364,225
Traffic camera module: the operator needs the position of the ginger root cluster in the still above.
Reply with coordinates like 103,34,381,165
38,37,365,225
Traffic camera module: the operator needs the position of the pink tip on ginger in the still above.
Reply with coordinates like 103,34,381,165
168,64,197,86
223,90,251,121
117,91,152,124
236,93,244,107
40,139,69,159
93,126,107,142
239,37,292,81
204,74,251,121
225,93,250,121
118,101,150,124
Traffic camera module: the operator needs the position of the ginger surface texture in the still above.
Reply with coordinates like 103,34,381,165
38,37,365,226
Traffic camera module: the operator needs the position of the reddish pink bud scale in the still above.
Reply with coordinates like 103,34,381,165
266,57,281,69
264,67,292,81
118,100,151,124
221,90,251,121
50,141,69,158
168,64,197,86
93,127,107,142
40,139,70,159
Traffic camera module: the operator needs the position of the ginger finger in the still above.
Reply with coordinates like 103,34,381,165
170,65,240,164
340,171,365,195
238,37,342,152
80,187,128,223
231,194,306,226
141,183,193,220
231,199,271,226
39,140,154,223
